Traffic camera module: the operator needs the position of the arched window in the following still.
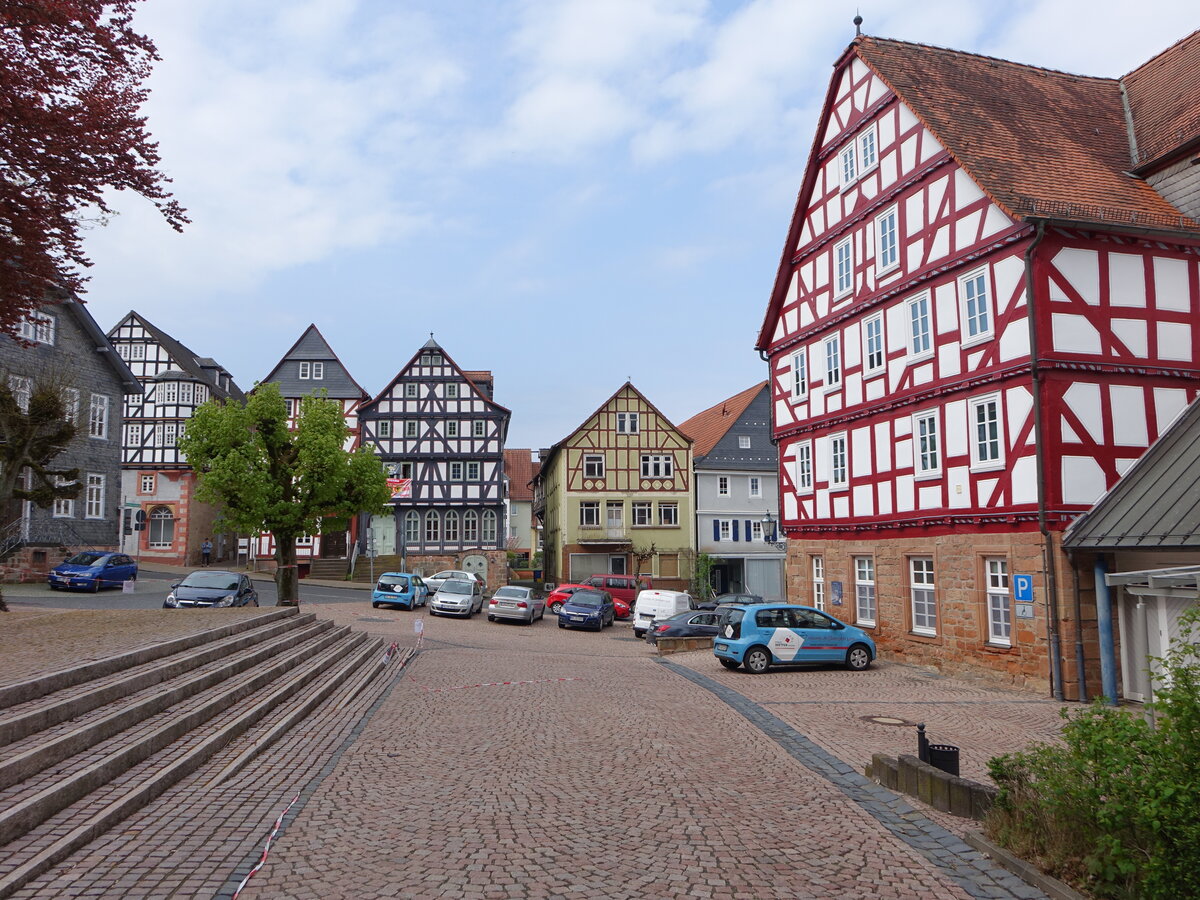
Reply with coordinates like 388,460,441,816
148,506,174,549
404,510,420,544
425,510,440,544
444,510,460,543
482,510,498,545
463,510,479,544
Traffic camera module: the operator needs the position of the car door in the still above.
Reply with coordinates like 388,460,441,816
756,608,809,663
413,577,426,603
686,612,720,637
791,609,846,662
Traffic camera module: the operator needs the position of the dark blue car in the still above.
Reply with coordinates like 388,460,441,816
48,551,138,592
557,588,615,631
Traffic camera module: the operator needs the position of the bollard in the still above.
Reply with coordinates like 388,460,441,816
916,722,929,763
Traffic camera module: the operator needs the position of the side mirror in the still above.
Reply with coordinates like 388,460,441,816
171,582,180,589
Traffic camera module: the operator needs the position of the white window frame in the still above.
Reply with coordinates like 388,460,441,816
8,375,31,412
311,362,324,380
446,420,459,438
463,510,479,543
969,394,1004,470
473,420,486,437
445,383,458,399
641,454,673,479
717,475,729,496
748,476,762,498
907,292,933,360
718,520,732,541
824,335,842,390
64,388,80,424
579,502,601,527
130,343,145,360
658,503,678,527
148,506,174,548
838,143,857,188
449,461,463,481
179,382,193,405
631,502,652,527
794,442,813,493
85,473,105,519
53,476,75,518
298,361,312,380
482,510,498,544
862,312,885,377
959,267,993,345
140,474,155,494
750,521,764,542
986,557,1012,646
22,314,56,345
583,455,605,479
875,206,899,273
161,422,178,448
910,557,937,636
404,511,420,544
855,556,876,626
405,420,418,438
913,410,941,477
404,383,418,398
160,381,178,404
424,511,440,544
466,461,481,481
88,394,109,439
739,435,751,449
443,510,460,543
829,432,848,490
377,420,392,438
812,556,825,611
617,412,640,434
834,238,853,298
858,123,878,173
790,349,808,400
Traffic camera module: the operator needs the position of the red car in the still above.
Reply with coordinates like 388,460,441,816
612,597,631,619
547,583,632,618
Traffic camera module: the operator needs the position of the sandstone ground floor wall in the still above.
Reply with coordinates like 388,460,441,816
784,529,1107,699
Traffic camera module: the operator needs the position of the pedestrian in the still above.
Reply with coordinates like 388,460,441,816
201,538,212,567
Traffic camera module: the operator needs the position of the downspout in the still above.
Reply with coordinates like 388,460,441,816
1024,220,1066,701
1069,550,1089,702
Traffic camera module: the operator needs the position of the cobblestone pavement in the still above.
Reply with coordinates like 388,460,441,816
4,599,1069,898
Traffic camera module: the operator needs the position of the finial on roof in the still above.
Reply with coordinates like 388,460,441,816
854,13,863,37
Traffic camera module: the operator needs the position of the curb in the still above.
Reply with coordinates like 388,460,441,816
963,833,1089,900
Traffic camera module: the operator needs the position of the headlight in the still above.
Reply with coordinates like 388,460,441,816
216,595,236,608
164,593,178,608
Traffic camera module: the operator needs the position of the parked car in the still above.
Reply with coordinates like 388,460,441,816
713,603,876,674
612,596,631,619
429,578,485,617
372,572,428,610
164,571,259,608
424,569,486,593
487,585,546,625
582,574,650,606
545,583,589,615
632,589,695,639
695,592,762,611
557,588,615,631
48,551,137,592
646,610,723,646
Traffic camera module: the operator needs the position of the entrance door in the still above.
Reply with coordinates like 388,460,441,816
463,554,488,582
368,514,396,557
609,555,627,575
320,519,348,558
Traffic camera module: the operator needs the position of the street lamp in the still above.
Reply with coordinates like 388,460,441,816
760,512,787,551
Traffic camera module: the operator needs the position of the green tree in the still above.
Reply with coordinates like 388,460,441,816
178,383,390,605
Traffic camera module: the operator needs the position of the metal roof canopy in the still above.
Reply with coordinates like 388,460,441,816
1105,564,1200,600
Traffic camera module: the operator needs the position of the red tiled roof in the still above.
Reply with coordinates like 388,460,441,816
504,449,537,501
678,383,767,459
1122,30,1200,170
855,35,1200,232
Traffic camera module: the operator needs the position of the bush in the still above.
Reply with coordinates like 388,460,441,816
986,607,1200,899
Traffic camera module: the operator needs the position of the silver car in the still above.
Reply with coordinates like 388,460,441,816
429,578,485,617
487,585,546,625
424,569,486,593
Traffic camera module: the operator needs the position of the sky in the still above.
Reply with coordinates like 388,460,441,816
79,0,1198,451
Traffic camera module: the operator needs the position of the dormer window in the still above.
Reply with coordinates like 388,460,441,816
298,362,324,380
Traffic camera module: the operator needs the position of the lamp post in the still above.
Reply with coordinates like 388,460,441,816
760,512,788,551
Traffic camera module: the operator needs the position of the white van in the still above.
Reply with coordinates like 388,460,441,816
632,589,694,639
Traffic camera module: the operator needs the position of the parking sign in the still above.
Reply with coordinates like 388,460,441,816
1013,574,1033,603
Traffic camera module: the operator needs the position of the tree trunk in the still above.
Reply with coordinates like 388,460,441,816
274,535,300,606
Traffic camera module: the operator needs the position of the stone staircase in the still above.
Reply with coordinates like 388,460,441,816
0,608,412,899
306,558,349,580
348,554,406,584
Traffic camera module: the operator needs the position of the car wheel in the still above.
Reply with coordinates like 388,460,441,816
550,601,563,615
372,601,380,609
558,620,566,629
488,615,495,622
89,579,100,593
719,659,740,670
49,583,61,591
845,644,873,672
252,596,259,607
743,646,771,675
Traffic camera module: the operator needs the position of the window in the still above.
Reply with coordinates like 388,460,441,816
960,268,992,342
312,362,323,379
855,556,876,626
140,474,155,494
718,476,729,496
718,520,732,541
641,455,673,478
445,383,458,399
907,293,932,357
583,455,605,478
298,361,320,379
876,207,898,272
404,511,419,545
161,381,178,404
829,433,848,489
179,382,193,405
839,143,857,186
834,239,853,297
749,476,762,498
377,420,391,438
195,385,207,403
8,375,31,412
420,352,441,366
812,556,825,611
466,461,480,481
85,474,105,519
738,435,751,449
970,395,1003,468
910,557,937,635
404,383,418,398
405,420,418,438
482,510,497,544
824,336,841,388
986,557,1012,646
580,502,600,527
791,350,808,400
606,501,623,528
463,510,479,543
53,477,75,518
446,421,459,438
858,125,878,171
449,461,463,481
64,388,80,424
863,313,885,376
284,398,295,418
89,394,109,439
795,442,813,493
444,511,460,543
473,420,486,437
425,511,440,544
617,412,639,434
914,411,941,476
131,343,145,360
658,503,678,526
750,521,764,542
125,423,141,447
148,506,174,548
632,502,652,526
20,314,55,345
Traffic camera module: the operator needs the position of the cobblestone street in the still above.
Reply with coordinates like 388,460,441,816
3,600,1070,898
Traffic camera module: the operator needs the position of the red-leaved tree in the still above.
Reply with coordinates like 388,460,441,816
0,1,187,334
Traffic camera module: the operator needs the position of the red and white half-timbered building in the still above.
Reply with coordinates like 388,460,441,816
757,31,1200,697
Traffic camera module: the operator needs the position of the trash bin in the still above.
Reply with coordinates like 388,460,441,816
927,743,960,776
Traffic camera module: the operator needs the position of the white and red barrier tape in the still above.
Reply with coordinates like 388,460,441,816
411,676,580,693
231,793,300,899
381,641,400,664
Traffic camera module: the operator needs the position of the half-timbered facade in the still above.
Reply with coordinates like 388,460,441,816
254,325,370,571
108,312,245,567
358,339,510,584
756,31,1200,697
533,383,695,589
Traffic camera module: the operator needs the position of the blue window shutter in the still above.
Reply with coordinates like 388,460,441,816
745,520,752,540
713,520,720,542
732,520,740,541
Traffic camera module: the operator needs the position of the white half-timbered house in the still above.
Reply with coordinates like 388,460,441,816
756,30,1200,698
108,312,245,567
254,325,370,574
358,339,511,584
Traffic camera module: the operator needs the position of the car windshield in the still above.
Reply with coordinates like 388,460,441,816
434,571,463,580
570,593,604,608
65,552,104,566
494,587,526,599
181,572,239,590
378,577,409,592
440,580,472,594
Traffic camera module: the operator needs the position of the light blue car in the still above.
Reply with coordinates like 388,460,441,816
713,603,876,674
371,572,428,610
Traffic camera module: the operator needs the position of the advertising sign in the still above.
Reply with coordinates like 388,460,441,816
387,478,412,499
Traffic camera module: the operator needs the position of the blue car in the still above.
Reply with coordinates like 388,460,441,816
557,588,615,631
372,572,429,610
48,551,138,592
713,603,876,674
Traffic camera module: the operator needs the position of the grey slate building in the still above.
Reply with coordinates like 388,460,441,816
0,297,140,577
